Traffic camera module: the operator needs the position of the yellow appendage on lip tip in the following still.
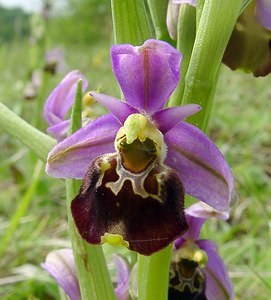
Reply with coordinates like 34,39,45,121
100,233,129,248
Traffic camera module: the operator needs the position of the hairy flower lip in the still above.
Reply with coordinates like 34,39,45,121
71,153,188,255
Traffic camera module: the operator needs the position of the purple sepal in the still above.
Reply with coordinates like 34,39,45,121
47,119,70,141
46,114,121,179
44,70,88,126
111,39,182,113
165,121,234,212
41,249,80,300
198,240,234,300
112,255,130,300
256,0,271,30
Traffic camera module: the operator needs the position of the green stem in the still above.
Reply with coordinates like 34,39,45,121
66,81,115,300
66,180,116,300
111,0,153,45
168,4,196,107
182,0,243,131
146,0,171,42
137,245,173,300
0,102,55,162
0,160,43,257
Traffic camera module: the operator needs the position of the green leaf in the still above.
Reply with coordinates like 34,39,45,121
137,245,173,300
0,102,55,162
111,0,154,45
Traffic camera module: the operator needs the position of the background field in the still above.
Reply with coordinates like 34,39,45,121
0,1,270,299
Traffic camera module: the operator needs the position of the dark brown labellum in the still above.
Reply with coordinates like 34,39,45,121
71,153,188,255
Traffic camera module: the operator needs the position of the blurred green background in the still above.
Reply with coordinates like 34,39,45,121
0,0,270,299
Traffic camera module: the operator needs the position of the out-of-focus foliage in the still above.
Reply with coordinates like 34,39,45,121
0,6,30,42
50,0,112,45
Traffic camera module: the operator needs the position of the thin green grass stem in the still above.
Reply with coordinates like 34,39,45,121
65,80,116,300
0,160,44,257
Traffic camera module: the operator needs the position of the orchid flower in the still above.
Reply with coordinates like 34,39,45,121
169,212,234,299
223,0,271,76
46,39,233,255
44,70,88,141
41,249,130,300
44,48,66,74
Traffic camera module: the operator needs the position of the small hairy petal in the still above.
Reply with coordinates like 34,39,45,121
71,154,188,255
165,122,234,212
41,249,80,300
112,255,130,300
90,92,138,124
44,70,88,125
111,39,182,113
46,114,121,179
152,104,201,133
198,240,234,300
256,0,271,30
